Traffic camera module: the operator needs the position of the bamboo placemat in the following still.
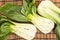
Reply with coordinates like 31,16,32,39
0,0,60,40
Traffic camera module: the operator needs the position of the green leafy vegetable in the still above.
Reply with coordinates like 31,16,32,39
21,0,54,34
0,22,12,40
0,15,13,40
0,15,37,40
0,0,54,34
37,0,60,39
55,24,60,40
0,4,29,22
0,0,55,40
11,23,37,40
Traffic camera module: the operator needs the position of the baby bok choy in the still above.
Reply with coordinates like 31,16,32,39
21,0,54,34
0,15,37,40
0,0,54,34
37,0,60,39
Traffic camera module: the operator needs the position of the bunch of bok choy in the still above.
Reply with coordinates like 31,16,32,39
0,0,54,34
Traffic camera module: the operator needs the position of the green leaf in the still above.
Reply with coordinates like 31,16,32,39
21,0,29,16
32,6,36,14
0,21,13,40
0,15,9,25
0,4,29,22
0,22,12,37
55,24,60,40
56,36,59,40
0,35,7,40
21,0,36,16
0,15,13,40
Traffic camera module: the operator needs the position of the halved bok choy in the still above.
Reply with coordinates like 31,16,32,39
0,15,37,40
0,0,54,34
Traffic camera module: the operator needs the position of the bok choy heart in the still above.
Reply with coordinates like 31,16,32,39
0,0,54,34
11,23,37,40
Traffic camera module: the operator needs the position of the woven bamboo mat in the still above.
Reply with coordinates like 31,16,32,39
7,30,56,40
0,0,60,40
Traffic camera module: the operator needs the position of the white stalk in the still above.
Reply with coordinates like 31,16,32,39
29,14,54,34
38,0,60,14
10,23,37,40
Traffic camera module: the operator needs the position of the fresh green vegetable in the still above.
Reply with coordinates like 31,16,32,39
11,23,37,40
0,15,37,40
0,0,54,34
37,0,60,39
0,4,29,22
21,0,54,34
0,15,13,40
55,24,60,40
0,22,12,40
38,0,60,24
